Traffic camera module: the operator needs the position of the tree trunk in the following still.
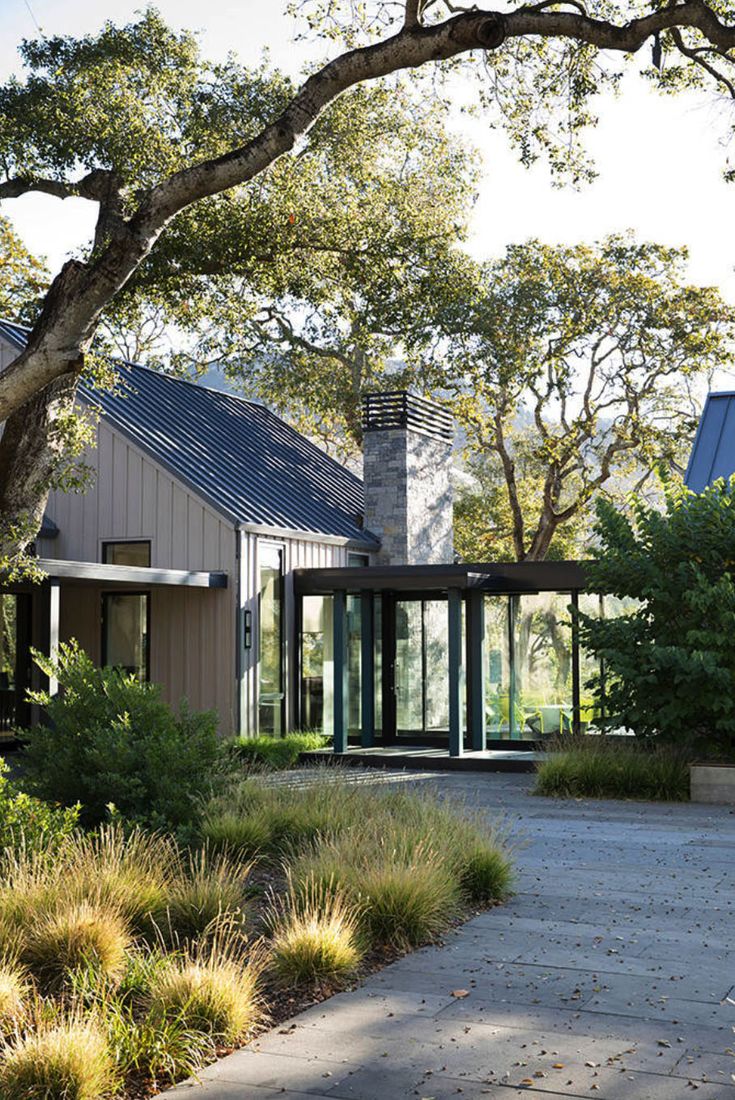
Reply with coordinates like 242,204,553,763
0,374,78,566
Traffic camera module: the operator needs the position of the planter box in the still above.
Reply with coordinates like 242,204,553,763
690,763,735,805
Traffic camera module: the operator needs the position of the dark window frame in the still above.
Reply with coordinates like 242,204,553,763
101,589,151,682
101,540,152,567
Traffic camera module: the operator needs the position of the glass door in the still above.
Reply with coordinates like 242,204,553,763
258,543,284,735
393,598,451,743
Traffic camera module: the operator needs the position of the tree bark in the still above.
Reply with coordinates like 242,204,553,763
0,376,78,564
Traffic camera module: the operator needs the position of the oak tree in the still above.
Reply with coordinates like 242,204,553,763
448,238,735,561
3,2,735,566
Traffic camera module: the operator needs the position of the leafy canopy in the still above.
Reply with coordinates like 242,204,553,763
0,217,48,325
447,237,735,561
578,479,735,755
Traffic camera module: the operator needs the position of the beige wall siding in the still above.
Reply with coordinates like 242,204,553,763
37,419,235,573
32,411,239,733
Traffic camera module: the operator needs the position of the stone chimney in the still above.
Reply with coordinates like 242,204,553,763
362,391,454,566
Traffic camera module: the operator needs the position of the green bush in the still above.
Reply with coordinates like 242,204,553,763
0,759,79,854
20,642,219,828
222,732,328,772
534,737,690,801
578,480,735,755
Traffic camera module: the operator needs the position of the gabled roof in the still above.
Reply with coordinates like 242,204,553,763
0,320,377,547
685,391,735,493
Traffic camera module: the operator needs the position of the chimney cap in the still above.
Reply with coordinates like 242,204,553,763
362,391,453,444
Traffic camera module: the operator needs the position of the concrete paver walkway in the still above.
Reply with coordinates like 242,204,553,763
169,771,735,1099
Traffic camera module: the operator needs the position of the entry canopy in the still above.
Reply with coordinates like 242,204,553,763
5,559,228,589
294,560,588,596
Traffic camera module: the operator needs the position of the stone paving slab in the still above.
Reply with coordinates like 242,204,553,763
166,773,735,1099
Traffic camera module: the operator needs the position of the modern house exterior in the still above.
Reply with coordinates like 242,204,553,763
0,320,378,739
1,320,592,755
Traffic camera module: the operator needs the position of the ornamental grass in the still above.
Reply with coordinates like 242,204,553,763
534,736,691,801
0,1013,117,1100
266,873,362,985
148,932,263,1045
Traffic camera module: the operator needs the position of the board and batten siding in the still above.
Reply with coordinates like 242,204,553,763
34,416,239,731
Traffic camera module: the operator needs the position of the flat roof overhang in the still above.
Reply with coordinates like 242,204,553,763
294,560,589,596
6,559,228,589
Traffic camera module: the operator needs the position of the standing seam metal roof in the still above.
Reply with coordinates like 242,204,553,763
0,320,378,546
685,391,735,493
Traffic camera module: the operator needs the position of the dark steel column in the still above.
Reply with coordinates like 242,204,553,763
333,590,349,753
360,591,375,747
571,590,581,735
448,587,463,757
467,589,486,752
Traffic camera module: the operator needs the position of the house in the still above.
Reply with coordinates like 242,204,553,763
0,319,379,738
1,320,590,756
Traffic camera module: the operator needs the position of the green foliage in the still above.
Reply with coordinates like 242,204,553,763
148,945,262,1046
0,759,79,854
20,642,219,828
578,479,735,754
0,216,48,325
534,737,691,801
222,732,328,773
0,11,293,191
450,237,735,563
21,901,131,992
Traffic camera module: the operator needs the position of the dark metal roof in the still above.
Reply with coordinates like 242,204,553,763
0,319,26,349
0,320,378,546
295,560,589,596
685,392,735,493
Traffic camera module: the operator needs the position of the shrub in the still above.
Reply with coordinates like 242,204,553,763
163,847,252,943
20,641,219,828
0,1015,117,1099
22,902,131,990
0,759,79,855
266,875,362,985
222,732,329,773
578,481,735,755
148,942,262,1045
534,736,691,801
0,962,28,1031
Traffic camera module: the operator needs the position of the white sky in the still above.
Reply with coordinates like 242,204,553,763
2,0,735,312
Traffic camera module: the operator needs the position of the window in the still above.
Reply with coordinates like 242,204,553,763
258,544,284,735
102,541,151,568
347,553,370,567
102,593,150,681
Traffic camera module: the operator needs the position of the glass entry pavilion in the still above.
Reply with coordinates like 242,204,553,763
294,561,591,757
